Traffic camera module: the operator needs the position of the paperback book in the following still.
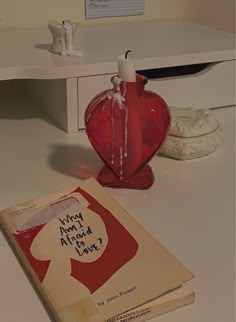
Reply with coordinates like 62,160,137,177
0,178,194,322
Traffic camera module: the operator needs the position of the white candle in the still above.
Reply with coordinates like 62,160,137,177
118,50,136,82
48,20,81,56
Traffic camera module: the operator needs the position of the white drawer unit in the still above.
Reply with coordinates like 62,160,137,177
0,21,235,133
77,60,235,129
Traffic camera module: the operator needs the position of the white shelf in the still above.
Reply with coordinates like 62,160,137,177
0,20,235,133
0,21,235,80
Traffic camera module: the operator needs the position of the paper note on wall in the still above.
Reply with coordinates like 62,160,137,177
85,0,144,19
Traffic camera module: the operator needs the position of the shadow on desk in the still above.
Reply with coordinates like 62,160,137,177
48,143,174,181
34,44,51,52
48,143,103,180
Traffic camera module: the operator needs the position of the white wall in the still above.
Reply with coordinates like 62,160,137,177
0,0,234,33
183,0,235,33
0,0,191,30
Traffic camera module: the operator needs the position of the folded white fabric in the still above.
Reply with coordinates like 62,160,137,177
159,107,224,160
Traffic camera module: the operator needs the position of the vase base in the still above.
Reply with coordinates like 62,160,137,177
97,165,155,190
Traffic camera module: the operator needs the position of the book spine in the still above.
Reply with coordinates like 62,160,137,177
107,293,194,322
107,307,152,322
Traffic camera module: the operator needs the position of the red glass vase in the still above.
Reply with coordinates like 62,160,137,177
85,74,170,189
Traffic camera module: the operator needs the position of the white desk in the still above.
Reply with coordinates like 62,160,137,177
0,83,235,322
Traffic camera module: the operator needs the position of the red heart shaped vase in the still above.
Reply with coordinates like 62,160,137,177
85,74,170,189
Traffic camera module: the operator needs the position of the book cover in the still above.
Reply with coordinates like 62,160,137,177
0,178,194,322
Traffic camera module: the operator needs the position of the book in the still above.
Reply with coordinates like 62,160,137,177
0,178,194,322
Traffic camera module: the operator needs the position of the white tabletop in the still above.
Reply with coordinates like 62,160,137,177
0,83,235,322
0,20,235,80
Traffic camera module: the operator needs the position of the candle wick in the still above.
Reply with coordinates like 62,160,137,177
125,50,132,59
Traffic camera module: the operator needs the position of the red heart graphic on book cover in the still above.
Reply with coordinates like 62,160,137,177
13,187,138,293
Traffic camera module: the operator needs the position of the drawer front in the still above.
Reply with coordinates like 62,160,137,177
78,61,235,129
147,60,235,109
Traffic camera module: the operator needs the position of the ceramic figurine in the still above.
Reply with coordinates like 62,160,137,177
48,19,82,56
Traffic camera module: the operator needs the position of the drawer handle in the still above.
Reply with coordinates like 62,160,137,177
137,63,213,80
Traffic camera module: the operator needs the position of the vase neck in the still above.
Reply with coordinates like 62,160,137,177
112,74,147,94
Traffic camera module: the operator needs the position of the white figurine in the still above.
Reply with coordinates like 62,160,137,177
48,19,82,56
